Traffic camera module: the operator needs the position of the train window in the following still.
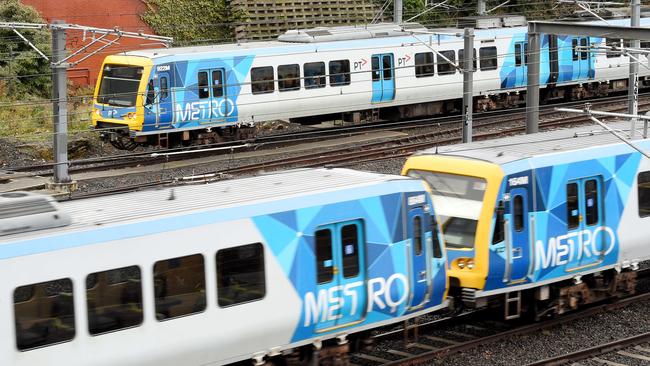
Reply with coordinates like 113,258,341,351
153,254,206,321
415,52,434,77
216,243,265,307
606,39,621,58
642,41,650,51
413,216,423,255
316,228,334,283
278,64,300,91
14,278,75,351
304,62,326,89
251,66,275,94
160,76,169,100
479,46,498,71
382,55,393,80
638,171,650,217
513,195,524,232
492,200,505,244
198,71,210,99
515,43,522,66
458,48,477,70
580,38,589,60
329,60,351,86
212,70,224,97
341,224,361,278
431,215,443,258
584,179,599,226
572,39,579,61
437,50,456,75
86,266,143,335
146,79,155,105
371,56,380,81
567,183,580,229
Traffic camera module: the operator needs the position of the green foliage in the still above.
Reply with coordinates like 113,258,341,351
141,0,248,45
0,0,51,98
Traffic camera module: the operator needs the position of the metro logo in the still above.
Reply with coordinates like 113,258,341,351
303,273,409,327
534,226,616,270
174,100,235,122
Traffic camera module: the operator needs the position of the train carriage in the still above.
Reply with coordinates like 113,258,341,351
0,168,447,366
93,17,650,148
402,121,648,319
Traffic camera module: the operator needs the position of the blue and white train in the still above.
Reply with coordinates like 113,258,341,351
0,168,447,366
403,121,648,318
92,17,650,148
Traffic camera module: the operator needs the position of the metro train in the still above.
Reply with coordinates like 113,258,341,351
0,168,447,366
92,16,650,149
403,120,648,319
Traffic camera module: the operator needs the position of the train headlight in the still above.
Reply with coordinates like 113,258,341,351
457,259,466,269
467,259,475,269
126,112,136,120
93,109,101,117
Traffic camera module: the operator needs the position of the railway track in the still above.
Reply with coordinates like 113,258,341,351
349,269,650,366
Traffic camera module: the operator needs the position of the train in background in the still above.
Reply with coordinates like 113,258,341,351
0,168,447,366
403,120,648,319
92,16,650,149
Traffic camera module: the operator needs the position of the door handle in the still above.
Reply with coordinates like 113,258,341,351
495,247,505,253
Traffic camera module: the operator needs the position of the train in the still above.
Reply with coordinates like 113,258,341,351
92,16,650,149
1,123,648,365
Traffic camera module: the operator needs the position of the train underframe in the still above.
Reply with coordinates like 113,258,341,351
103,76,650,150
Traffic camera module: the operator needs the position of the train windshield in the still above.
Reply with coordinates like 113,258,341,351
408,170,487,249
97,64,144,107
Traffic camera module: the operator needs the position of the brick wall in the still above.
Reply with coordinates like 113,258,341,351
21,0,161,86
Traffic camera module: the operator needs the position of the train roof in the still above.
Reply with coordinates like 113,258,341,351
418,120,650,166
121,17,647,62
0,168,415,248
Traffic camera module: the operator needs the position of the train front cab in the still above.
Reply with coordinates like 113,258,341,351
402,155,503,307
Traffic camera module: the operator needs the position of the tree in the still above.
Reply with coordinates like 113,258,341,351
141,0,248,46
0,0,51,98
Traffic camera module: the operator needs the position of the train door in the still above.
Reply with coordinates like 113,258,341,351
572,37,591,80
514,42,528,87
314,220,367,331
209,68,228,123
156,71,173,128
506,188,531,282
566,177,605,269
407,207,430,309
371,53,395,103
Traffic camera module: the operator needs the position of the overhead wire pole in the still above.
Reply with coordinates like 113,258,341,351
394,0,403,23
478,0,487,15
526,25,540,134
462,28,475,142
629,0,641,138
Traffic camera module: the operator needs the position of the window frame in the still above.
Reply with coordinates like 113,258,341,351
479,46,498,71
414,52,435,78
304,61,326,89
251,66,275,94
437,50,456,75
153,254,206,321
329,59,351,86
513,195,525,232
277,64,301,92
198,71,210,99
567,182,580,229
638,171,650,218
216,243,266,308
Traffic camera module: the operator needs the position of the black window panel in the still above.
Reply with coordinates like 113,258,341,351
584,179,599,226
153,254,206,321
382,55,393,80
437,50,456,75
329,60,351,86
572,38,579,61
607,38,621,58
479,46,498,70
146,79,155,105
216,243,266,307
567,183,580,229
641,41,650,49
515,43,522,66
580,38,589,60
278,64,300,91
341,224,360,278
524,43,529,64
14,278,75,350
513,195,524,232
198,71,209,99
251,66,274,94
431,215,443,258
639,171,650,217
212,70,224,97
160,76,169,100
492,200,505,244
371,56,380,81
458,48,477,70
304,62,326,89
415,52,434,77
316,229,334,283
413,216,423,255
86,266,143,335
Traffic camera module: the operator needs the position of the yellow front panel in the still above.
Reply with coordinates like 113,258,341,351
402,154,504,290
